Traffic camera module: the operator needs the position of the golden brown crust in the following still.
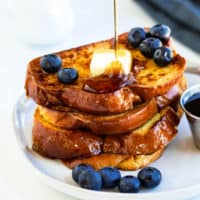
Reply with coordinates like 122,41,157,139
32,106,179,160
117,149,163,170
38,98,158,135
36,76,186,135
130,55,186,100
32,110,103,159
26,75,141,114
156,76,187,110
25,32,186,114
103,107,179,155
63,149,164,170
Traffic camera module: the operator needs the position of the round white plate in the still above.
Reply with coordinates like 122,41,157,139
13,73,200,200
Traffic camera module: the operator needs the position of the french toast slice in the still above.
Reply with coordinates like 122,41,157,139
156,76,187,110
63,149,164,170
32,109,103,159
25,32,186,114
32,106,179,160
38,98,158,135
36,76,186,135
103,107,179,155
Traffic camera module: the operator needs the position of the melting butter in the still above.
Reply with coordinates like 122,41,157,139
90,49,132,76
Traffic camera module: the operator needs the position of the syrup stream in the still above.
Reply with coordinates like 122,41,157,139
113,0,118,59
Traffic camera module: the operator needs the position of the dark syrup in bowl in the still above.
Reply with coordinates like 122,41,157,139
185,93,200,117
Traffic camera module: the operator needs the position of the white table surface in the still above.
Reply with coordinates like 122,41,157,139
0,0,199,199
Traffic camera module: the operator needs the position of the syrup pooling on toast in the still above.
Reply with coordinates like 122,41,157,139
83,59,136,93
83,73,136,94
84,0,135,94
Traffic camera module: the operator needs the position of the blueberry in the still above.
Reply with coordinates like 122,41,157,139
40,54,62,73
99,167,121,188
57,68,78,84
153,47,173,67
118,176,140,193
138,167,162,189
128,27,147,48
139,37,162,58
72,164,94,183
78,169,102,191
149,24,171,42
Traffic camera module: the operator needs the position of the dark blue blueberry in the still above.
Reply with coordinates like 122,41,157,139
78,168,102,191
153,47,173,67
72,164,94,183
138,167,162,189
118,176,140,193
99,167,121,188
40,54,62,73
57,68,78,84
139,37,162,58
149,24,171,42
128,27,147,48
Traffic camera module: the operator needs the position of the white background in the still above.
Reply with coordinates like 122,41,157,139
0,0,199,199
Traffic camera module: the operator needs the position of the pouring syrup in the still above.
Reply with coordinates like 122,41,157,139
83,0,135,93
113,0,118,59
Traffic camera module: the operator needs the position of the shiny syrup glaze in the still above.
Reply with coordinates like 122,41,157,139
185,93,200,117
83,73,136,94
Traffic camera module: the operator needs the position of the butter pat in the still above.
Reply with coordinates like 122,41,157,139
90,49,132,76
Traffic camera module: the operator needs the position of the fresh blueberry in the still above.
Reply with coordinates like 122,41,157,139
40,54,62,73
139,37,162,58
57,68,78,84
128,27,147,48
78,168,102,191
149,24,171,42
72,164,94,183
99,167,121,188
118,176,140,193
153,47,174,67
138,167,162,189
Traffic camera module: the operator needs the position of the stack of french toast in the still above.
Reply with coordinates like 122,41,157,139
25,25,187,170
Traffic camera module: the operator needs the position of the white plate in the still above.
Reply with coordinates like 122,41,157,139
13,73,200,200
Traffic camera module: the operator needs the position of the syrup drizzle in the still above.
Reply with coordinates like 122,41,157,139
113,0,118,59
83,0,135,94
83,73,136,94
